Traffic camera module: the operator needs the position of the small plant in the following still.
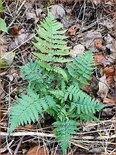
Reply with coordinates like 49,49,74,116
0,0,7,33
9,9,104,154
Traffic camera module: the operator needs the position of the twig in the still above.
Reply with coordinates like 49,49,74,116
14,136,24,155
7,0,26,28
0,132,55,137
1,132,115,140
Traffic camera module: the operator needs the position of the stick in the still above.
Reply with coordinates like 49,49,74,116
0,132,55,137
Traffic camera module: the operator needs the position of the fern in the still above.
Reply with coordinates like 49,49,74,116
67,51,94,86
32,9,71,80
50,84,103,118
9,9,104,154
9,89,55,133
53,119,79,154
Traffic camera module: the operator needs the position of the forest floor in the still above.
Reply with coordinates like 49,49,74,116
0,0,115,154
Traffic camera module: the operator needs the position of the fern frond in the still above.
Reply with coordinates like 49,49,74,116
33,9,71,80
9,89,55,133
74,91,104,115
67,51,94,86
53,119,78,154
49,90,64,100
64,84,80,101
37,61,68,81
20,60,44,83
53,66,68,81
64,84,104,116
33,52,72,63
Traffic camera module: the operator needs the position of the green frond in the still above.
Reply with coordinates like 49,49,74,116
53,119,78,154
9,89,55,133
37,61,68,81
53,66,68,81
67,51,94,86
32,9,71,81
37,61,52,71
49,90,64,100
20,60,44,83
64,84,80,101
73,91,104,115
33,52,71,63
64,84,104,115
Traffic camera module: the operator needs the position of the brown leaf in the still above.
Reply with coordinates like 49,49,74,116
67,25,77,36
94,39,105,51
9,25,20,36
103,97,115,103
27,146,47,155
94,53,110,66
103,66,115,76
106,76,114,86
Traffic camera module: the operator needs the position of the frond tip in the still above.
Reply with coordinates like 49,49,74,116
33,8,71,80
53,119,79,154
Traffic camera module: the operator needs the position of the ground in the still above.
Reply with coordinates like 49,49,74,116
0,0,115,154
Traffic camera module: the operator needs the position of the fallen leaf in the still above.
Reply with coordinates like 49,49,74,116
92,0,102,5
9,29,30,49
35,8,43,17
27,146,47,155
25,10,36,21
9,25,20,36
0,51,15,69
0,18,7,33
106,76,114,86
51,4,66,22
97,74,109,99
81,30,102,52
67,25,77,36
70,44,85,57
103,97,115,103
94,53,110,66
94,39,105,51
103,66,115,76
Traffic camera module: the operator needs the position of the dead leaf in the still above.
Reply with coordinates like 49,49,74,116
51,4,66,22
67,25,77,36
35,8,43,17
94,39,105,51
70,44,85,57
103,97,115,103
9,29,30,49
27,146,47,155
25,10,36,21
103,66,115,76
81,30,102,52
9,25,20,36
106,76,114,86
0,51,15,69
92,0,102,5
97,74,109,99
94,53,110,66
